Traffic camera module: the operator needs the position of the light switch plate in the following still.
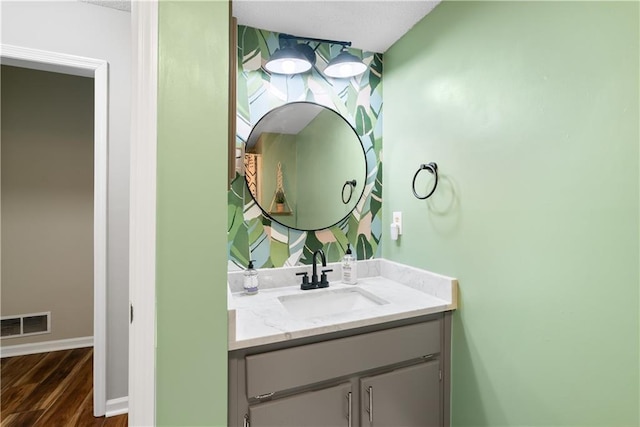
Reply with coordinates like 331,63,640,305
392,211,403,234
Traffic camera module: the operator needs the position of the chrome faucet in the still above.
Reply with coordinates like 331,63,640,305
296,249,333,290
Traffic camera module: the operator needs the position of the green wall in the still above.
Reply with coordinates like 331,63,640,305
156,1,228,425
258,132,298,226
383,2,639,426
296,109,366,230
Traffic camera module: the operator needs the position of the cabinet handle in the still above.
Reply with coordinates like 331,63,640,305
347,392,352,427
366,386,373,422
243,414,250,427
255,392,274,400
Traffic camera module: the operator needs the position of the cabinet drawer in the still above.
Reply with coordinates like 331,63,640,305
246,320,440,398
249,382,352,427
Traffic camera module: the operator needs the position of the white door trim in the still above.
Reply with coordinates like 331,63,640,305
0,44,109,417
129,1,158,425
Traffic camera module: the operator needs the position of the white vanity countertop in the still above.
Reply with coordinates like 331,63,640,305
228,259,458,350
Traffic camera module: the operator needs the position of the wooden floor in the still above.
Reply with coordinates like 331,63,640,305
1,348,127,426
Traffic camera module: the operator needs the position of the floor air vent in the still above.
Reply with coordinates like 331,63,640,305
1,312,50,339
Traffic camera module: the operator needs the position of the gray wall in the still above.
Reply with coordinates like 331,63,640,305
1,1,130,400
1,65,94,345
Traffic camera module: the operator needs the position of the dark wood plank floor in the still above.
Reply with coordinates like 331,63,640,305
1,348,128,426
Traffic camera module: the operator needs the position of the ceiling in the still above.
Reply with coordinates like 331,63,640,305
80,0,440,54
247,103,324,147
233,1,440,53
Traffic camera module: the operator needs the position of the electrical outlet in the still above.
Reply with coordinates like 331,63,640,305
392,211,402,234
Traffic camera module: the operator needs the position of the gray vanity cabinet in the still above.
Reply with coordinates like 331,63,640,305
229,313,452,427
248,383,352,427
360,360,441,427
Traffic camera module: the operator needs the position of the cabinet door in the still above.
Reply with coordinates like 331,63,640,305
249,382,353,427
360,361,441,427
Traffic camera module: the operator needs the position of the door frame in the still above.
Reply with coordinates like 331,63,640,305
0,44,108,417
128,1,158,425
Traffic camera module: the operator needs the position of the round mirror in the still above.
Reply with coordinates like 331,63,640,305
244,102,366,231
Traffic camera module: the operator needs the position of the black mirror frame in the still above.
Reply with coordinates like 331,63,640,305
243,101,367,232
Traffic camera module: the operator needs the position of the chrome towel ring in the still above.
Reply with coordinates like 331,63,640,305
412,162,438,200
342,180,357,204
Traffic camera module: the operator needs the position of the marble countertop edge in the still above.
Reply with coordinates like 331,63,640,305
228,303,450,351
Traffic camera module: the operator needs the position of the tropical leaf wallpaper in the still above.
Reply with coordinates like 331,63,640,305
228,25,383,269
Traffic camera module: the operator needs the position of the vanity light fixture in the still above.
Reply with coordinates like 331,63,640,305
264,33,366,78
324,48,368,78
264,42,315,75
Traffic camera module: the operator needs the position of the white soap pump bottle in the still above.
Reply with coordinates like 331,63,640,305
244,259,259,295
341,244,357,285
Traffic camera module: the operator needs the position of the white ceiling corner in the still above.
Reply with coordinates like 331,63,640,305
232,0,441,53
77,1,439,52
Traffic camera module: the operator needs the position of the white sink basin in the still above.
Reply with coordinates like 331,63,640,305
278,287,389,319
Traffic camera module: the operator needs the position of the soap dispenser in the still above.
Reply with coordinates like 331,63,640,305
341,244,357,285
244,259,259,295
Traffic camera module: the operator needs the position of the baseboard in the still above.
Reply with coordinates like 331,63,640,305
0,336,93,358
106,396,129,417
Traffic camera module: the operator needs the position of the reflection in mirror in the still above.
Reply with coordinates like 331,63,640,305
244,102,366,231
